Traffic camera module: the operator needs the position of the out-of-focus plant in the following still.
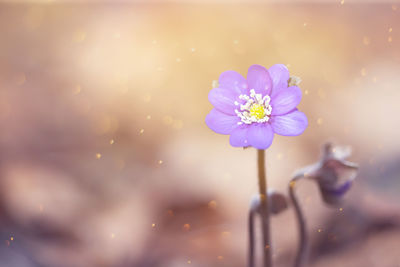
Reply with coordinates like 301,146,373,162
289,143,358,267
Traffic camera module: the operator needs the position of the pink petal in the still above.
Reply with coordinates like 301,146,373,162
270,110,308,136
208,87,240,115
270,86,302,116
247,65,273,96
229,126,249,147
268,64,290,98
247,123,274,150
219,70,248,95
205,108,240,135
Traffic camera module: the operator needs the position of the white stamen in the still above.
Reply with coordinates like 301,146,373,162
234,88,273,125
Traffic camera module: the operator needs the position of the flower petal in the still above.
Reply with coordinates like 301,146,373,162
205,109,240,135
208,87,240,115
219,70,248,95
268,64,290,98
229,126,249,147
319,180,353,205
247,123,274,149
270,86,302,116
247,65,273,96
270,110,308,136
321,180,353,196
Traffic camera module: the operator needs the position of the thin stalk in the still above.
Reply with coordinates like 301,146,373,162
288,175,308,267
248,209,255,267
257,149,272,267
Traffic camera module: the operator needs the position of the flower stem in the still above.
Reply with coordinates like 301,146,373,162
288,175,308,267
257,149,272,267
248,208,256,267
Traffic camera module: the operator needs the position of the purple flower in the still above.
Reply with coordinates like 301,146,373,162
293,143,359,205
205,64,308,149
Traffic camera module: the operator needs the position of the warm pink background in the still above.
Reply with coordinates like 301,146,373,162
0,1,399,267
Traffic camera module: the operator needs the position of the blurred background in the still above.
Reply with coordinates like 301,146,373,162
1,0,400,266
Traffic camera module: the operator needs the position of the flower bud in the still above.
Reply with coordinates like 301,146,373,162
294,143,358,205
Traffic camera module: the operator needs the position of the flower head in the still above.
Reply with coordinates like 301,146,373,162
206,64,308,149
250,190,289,215
293,143,359,205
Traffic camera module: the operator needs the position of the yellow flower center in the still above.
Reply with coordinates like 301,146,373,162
249,104,265,119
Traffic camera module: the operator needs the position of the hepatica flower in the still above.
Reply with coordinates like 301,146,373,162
206,64,308,149
292,143,359,205
288,143,358,267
